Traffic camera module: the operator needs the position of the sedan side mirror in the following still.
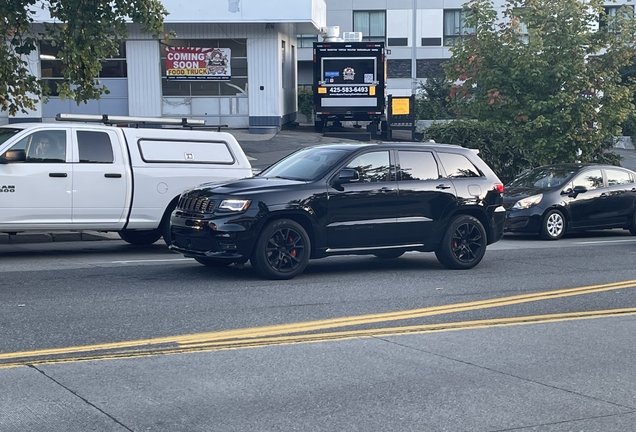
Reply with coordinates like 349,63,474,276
568,185,587,198
0,149,26,164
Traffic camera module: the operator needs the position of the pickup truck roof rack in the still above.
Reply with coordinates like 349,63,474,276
55,113,206,127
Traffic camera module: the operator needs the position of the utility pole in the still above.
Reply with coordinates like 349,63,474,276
411,0,418,95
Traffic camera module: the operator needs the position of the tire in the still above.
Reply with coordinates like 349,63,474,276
540,209,566,240
373,250,405,259
160,202,177,247
629,212,636,236
314,120,324,132
250,219,310,280
118,229,163,245
194,257,232,267
435,215,487,270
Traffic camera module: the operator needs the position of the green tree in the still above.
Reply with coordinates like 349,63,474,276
0,0,169,115
444,0,636,168
414,77,456,120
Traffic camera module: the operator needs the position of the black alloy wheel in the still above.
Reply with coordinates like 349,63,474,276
540,209,566,240
194,257,232,268
435,215,487,270
251,219,310,280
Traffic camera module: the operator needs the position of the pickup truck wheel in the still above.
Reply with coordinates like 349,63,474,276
160,208,175,247
250,219,310,280
118,229,163,245
194,257,232,267
435,215,487,270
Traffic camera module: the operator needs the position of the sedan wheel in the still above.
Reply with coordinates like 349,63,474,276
435,215,487,270
540,209,565,240
251,219,310,280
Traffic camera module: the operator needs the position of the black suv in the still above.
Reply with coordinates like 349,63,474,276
169,142,506,279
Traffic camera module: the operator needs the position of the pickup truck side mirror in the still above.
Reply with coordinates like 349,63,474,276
0,149,26,164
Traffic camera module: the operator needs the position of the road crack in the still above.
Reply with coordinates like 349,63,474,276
27,364,135,431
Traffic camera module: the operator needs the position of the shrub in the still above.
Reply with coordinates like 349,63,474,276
424,120,530,184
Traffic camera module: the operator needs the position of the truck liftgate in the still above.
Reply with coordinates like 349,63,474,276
313,42,386,136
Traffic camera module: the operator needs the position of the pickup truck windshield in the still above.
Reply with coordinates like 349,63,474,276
0,128,22,146
259,147,349,181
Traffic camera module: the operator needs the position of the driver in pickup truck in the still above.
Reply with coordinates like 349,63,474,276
33,135,65,161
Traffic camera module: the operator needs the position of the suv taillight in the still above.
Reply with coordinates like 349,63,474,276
495,183,504,194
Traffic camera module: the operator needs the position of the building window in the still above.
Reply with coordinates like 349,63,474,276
353,10,386,42
160,39,248,97
40,41,127,96
601,5,634,32
388,37,408,47
443,10,475,46
297,34,318,48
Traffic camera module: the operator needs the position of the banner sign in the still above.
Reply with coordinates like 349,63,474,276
166,47,231,81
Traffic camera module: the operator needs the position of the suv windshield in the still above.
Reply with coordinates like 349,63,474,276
259,147,349,181
0,128,22,146
508,166,577,189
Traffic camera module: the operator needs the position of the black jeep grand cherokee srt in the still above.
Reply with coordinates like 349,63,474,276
169,142,505,280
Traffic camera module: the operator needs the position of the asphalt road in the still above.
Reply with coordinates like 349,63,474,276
1,231,636,431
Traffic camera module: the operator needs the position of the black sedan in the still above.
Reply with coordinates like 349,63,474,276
504,163,636,240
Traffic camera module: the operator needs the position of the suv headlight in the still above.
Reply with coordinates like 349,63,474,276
218,199,252,212
512,194,543,210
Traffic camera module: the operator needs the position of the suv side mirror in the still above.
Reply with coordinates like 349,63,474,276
0,149,26,164
335,168,360,184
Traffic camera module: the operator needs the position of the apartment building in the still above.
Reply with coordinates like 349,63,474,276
297,0,634,97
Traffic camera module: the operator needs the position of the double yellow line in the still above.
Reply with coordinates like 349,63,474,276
2,279,636,369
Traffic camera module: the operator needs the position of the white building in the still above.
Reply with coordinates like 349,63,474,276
6,0,326,134
297,0,633,96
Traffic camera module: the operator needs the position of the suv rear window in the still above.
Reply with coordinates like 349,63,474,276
438,152,482,178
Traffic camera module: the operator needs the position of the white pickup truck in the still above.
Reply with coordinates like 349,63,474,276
0,114,253,245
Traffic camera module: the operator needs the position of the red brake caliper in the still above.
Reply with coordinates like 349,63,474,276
289,236,297,257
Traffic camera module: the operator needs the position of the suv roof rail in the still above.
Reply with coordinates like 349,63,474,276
55,113,206,127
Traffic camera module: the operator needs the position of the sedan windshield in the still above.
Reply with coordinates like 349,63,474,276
0,128,22,146
259,147,350,181
508,166,577,189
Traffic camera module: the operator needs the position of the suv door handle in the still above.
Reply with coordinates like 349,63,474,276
105,173,122,178
436,184,452,190
379,187,395,193
600,192,608,198
49,173,68,178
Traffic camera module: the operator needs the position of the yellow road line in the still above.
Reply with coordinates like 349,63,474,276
1,279,635,365
1,307,635,369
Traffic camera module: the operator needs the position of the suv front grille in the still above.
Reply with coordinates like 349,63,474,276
177,197,216,213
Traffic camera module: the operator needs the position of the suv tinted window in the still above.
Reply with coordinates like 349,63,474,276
345,151,391,182
78,131,114,163
438,152,481,178
397,151,439,181
606,169,633,186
